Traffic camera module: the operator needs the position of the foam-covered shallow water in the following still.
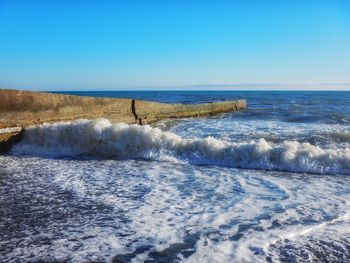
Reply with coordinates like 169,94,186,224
1,91,350,262
1,157,349,262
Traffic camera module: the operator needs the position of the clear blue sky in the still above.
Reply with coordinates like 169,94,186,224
0,0,350,90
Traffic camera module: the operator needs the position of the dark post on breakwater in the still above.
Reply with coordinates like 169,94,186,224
0,89,247,152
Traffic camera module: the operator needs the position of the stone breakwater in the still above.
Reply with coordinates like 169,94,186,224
0,89,246,152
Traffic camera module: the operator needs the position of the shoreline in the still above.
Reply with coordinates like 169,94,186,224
0,89,246,152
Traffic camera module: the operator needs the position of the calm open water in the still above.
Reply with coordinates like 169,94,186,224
1,91,349,262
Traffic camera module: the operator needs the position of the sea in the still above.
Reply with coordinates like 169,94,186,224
0,91,349,262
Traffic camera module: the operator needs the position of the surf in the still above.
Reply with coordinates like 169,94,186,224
10,119,350,175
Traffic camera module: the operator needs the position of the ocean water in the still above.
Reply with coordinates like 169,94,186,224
1,91,350,262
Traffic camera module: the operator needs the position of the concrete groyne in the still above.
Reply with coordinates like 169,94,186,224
0,89,246,152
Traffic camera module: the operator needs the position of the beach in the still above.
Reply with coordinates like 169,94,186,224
0,91,349,262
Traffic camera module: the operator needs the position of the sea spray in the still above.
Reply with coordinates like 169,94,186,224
11,119,350,175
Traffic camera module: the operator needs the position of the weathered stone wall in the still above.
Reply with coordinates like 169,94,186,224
0,89,135,128
0,89,246,152
134,99,246,124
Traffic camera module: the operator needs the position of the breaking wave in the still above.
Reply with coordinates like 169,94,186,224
11,119,350,175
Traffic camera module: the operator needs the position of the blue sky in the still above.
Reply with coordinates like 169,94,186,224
0,0,350,90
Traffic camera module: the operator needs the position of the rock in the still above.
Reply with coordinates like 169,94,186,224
0,89,247,152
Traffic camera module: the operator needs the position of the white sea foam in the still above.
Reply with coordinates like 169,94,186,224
1,156,349,262
0,127,22,134
11,119,350,175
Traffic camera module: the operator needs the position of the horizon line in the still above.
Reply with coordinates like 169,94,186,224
1,82,350,91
